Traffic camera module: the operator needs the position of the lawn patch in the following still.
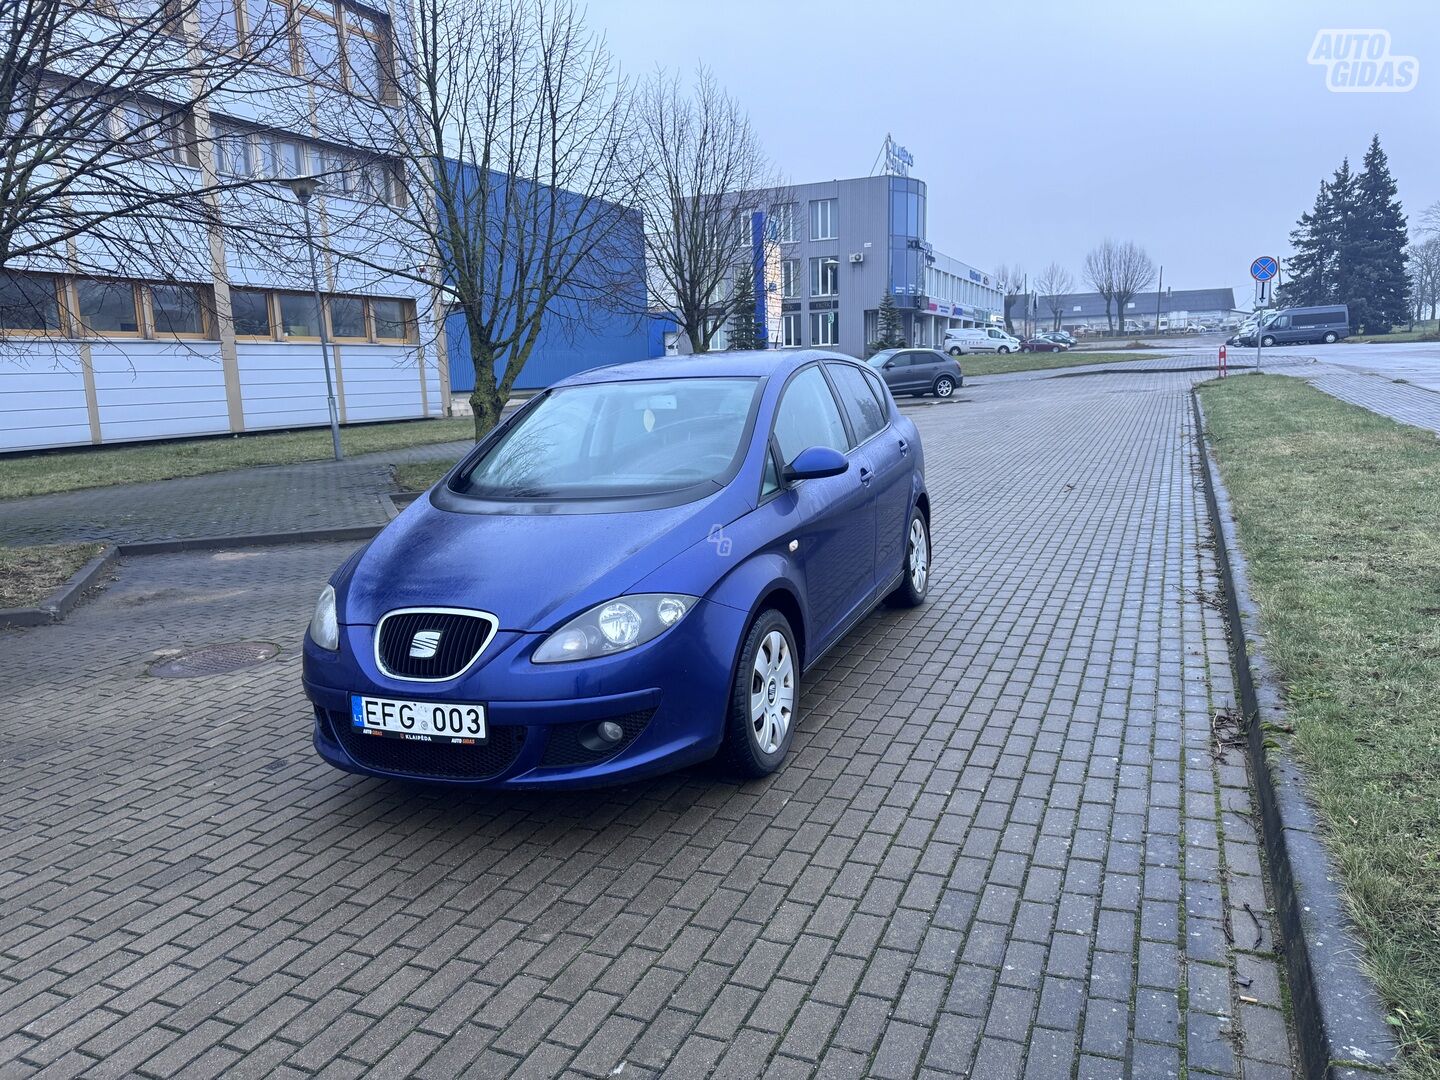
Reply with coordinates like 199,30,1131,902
962,351,1161,377
392,460,452,492
0,418,475,500
1198,374,1440,1076
0,543,103,609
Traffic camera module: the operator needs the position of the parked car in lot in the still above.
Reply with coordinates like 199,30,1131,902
1019,337,1069,353
867,347,964,397
1039,330,1076,347
1237,304,1351,347
944,327,1021,355
303,351,932,789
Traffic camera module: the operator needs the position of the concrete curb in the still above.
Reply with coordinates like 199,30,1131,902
2,526,384,629
116,524,385,557
1190,388,1397,1080
0,545,118,629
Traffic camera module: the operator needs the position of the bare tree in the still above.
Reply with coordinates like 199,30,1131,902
1409,237,1440,324
1083,241,1118,333
1,0,291,296
995,263,1025,334
1111,241,1155,335
303,0,641,436
1420,199,1440,240
1035,262,1073,330
631,67,778,355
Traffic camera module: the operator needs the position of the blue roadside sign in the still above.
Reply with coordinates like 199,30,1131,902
1250,256,1278,282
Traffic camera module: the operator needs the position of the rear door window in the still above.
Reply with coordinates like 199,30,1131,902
826,362,887,444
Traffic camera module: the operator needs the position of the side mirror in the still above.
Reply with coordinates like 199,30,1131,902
783,445,849,483
882,361,894,369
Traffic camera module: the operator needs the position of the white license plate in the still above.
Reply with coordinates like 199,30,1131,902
350,695,486,744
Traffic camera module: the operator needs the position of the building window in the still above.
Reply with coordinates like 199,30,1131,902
809,256,838,298
781,259,799,299
263,135,307,177
295,2,342,82
0,271,61,333
75,280,142,335
772,203,797,243
809,199,836,241
328,296,367,339
214,122,255,176
115,99,197,167
809,311,838,346
149,284,208,337
244,0,292,66
278,292,322,338
198,0,241,47
342,3,392,100
231,289,273,337
371,297,415,342
780,312,801,347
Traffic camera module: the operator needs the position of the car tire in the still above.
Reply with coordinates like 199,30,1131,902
997,345,1011,354
886,510,930,609
933,375,955,398
1323,331,1338,344
720,609,799,779
948,346,963,357
1261,335,1275,347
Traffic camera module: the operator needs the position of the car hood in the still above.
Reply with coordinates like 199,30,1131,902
340,489,743,631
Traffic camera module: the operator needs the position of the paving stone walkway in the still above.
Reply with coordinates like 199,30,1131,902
0,369,1296,1077
1296,367,1440,435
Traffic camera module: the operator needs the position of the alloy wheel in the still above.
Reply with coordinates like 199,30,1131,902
749,630,794,754
908,517,929,595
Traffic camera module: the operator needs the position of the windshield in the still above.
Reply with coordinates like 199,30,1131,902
1260,312,1279,326
457,377,760,500
866,351,897,367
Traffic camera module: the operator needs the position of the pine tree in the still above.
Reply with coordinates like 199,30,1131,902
867,292,906,355
1346,135,1410,333
727,270,761,350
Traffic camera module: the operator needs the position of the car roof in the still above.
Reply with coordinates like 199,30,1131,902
553,349,860,387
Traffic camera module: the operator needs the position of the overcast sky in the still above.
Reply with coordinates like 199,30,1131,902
583,0,1439,308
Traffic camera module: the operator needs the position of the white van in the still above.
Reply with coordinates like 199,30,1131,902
944,327,1021,356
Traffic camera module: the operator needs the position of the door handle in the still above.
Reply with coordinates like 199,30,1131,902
858,466,873,486
897,438,908,457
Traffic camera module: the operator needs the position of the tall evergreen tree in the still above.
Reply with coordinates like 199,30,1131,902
1346,135,1410,333
868,292,905,354
727,270,761,351
1279,178,1338,307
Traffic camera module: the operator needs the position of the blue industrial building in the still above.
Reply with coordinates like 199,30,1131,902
441,162,648,396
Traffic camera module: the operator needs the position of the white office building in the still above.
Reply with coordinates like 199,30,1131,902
0,1,441,453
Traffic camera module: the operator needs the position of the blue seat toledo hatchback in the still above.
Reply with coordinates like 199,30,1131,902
303,350,931,788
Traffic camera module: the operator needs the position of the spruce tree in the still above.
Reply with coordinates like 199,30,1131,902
1279,179,1337,307
728,270,761,350
868,292,905,354
1347,135,1410,333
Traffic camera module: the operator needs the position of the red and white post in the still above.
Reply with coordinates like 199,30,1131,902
1218,344,1228,378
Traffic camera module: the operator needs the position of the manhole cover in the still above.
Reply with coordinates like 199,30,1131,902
149,641,279,678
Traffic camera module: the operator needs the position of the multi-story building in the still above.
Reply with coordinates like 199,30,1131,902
736,174,1002,359
0,1,440,453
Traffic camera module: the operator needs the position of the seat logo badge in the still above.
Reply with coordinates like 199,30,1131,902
409,630,442,658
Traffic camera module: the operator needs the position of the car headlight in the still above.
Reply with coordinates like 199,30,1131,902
309,584,339,650
533,593,698,663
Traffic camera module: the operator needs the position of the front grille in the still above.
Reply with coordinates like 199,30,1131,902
539,709,654,768
325,708,527,780
376,609,496,681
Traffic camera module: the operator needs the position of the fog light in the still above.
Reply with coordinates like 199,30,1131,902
598,721,624,743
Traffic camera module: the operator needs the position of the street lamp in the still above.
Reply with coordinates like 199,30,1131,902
283,175,342,461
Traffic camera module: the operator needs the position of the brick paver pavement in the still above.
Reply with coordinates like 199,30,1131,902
1297,367,1440,435
0,371,1296,1077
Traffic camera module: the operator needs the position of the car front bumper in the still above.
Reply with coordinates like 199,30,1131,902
303,597,749,789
